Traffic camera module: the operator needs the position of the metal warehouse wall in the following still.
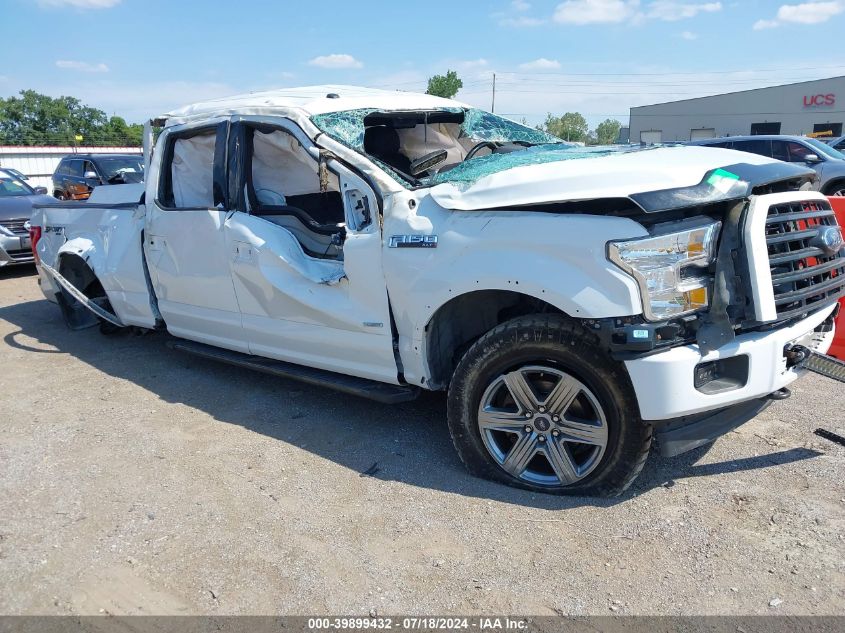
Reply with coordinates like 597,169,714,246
629,76,845,144
0,146,142,191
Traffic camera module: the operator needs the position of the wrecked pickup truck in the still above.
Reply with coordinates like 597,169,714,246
30,86,845,496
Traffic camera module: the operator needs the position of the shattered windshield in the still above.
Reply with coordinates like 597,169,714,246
427,144,633,185
311,107,602,187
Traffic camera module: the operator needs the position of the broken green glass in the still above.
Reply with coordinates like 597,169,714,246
428,144,638,186
310,107,634,187
459,109,559,145
311,108,378,151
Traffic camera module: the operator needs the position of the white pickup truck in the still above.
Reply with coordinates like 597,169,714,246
30,86,845,496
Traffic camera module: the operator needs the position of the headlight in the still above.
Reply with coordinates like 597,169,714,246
608,219,721,321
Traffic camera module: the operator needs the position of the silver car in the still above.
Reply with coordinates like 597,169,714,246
0,169,52,267
691,135,845,196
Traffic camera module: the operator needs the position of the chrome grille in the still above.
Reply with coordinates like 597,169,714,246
766,200,845,322
0,218,29,236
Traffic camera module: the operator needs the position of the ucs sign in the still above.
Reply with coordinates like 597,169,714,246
804,94,836,108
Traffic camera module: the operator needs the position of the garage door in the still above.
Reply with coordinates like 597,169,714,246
640,130,662,144
690,128,716,141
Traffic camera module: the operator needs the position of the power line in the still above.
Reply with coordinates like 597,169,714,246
491,76,842,87
458,88,793,96
494,64,845,77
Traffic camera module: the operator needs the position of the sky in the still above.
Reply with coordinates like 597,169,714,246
4,0,845,129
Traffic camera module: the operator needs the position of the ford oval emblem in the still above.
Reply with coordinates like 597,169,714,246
817,226,844,256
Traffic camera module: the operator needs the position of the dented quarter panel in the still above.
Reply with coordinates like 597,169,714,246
33,202,156,328
381,191,649,385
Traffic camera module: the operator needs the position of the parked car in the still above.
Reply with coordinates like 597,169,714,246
30,86,844,496
0,167,30,181
0,169,51,267
691,135,845,196
51,153,143,201
823,135,845,152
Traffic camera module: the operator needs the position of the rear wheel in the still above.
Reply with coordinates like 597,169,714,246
447,315,652,496
57,258,121,334
85,279,121,335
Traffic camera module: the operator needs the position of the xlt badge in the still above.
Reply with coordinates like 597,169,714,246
389,235,438,248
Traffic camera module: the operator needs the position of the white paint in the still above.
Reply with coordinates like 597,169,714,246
162,85,468,124
31,198,157,328
429,146,777,211
382,191,647,385
626,303,836,420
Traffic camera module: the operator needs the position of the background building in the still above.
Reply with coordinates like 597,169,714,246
629,76,845,144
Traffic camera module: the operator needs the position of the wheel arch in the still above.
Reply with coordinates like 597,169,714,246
53,251,109,330
823,178,845,196
56,236,104,284
423,289,576,390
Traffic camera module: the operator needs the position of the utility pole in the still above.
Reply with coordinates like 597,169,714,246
491,73,496,113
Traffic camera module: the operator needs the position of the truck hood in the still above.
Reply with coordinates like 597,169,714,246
0,194,55,222
429,146,816,212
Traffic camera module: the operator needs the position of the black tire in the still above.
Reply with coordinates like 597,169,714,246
823,180,845,197
447,314,652,496
84,278,121,335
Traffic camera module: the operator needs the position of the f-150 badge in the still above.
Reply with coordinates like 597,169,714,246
389,235,438,248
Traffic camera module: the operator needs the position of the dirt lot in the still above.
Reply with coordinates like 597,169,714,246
1,264,844,616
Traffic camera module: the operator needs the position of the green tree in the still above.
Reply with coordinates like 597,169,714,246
426,70,463,99
101,116,144,146
540,112,588,143
595,118,623,145
0,90,141,146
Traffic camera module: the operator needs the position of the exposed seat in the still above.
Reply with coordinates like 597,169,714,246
364,126,412,175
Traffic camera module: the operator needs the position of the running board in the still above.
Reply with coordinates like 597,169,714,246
167,339,420,404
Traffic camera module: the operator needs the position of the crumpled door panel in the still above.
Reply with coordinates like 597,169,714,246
224,211,398,383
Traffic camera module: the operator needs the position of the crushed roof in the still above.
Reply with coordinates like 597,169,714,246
163,85,467,123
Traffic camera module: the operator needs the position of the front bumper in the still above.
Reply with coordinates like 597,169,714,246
655,396,773,458
625,303,837,421
0,232,34,266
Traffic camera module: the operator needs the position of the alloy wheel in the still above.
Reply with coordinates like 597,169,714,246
477,365,608,487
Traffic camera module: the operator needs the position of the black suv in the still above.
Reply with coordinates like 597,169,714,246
52,153,144,200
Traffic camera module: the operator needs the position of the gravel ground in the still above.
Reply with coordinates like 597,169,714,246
1,264,844,616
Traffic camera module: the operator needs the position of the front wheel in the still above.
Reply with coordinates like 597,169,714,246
447,315,652,496
824,182,845,197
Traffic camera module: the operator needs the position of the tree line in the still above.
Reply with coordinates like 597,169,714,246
0,90,143,146
426,70,623,146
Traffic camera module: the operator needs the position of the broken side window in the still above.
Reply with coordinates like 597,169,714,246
244,126,345,260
